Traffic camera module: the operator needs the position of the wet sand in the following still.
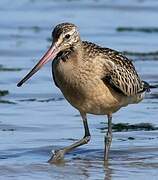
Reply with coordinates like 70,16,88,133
0,0,158,179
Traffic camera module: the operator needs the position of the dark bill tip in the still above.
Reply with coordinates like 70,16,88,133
17,81,23,87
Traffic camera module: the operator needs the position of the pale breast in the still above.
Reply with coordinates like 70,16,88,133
52,58,128,115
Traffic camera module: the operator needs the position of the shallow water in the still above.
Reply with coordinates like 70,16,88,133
0,0,158,179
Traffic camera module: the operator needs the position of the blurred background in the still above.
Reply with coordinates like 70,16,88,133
0,0,158,180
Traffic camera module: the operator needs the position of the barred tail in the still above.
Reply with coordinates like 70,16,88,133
142,81,150,92
139,81,158,94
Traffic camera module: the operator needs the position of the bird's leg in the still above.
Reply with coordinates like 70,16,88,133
104,114,112,161
48,113,91,163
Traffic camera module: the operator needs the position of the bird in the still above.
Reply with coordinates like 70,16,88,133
17,22,150,163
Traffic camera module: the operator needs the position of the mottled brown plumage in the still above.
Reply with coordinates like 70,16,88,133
82,41,146,96
17,22,150,163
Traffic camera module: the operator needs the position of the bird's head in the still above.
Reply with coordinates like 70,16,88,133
52,23,80,51
17,22,80,87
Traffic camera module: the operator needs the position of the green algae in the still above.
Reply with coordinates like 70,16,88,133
99,122,158,132
0,65,22,72
0,100,16,104
117,27,158,33
18,97,64,102
0,90,9,97
122,51,158,61
113,123,157,131
2,128,15,131
123,51,158,57
18,26,41,33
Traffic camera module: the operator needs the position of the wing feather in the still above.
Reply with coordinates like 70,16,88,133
106,65,144,96
99,46,145,96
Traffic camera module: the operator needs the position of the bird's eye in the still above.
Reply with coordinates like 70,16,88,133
65,34,70,39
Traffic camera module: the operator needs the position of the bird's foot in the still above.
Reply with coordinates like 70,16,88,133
48,149,65,164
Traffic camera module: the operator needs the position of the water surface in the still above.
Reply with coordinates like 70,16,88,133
0,0,158,179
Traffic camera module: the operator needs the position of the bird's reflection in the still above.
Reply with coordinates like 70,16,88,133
49,149,113,180
104,161,112,180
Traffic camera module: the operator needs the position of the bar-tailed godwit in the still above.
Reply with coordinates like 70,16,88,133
17,23,150,163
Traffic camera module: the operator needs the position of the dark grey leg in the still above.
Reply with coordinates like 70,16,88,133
104,114,112,161
48,112,91,163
